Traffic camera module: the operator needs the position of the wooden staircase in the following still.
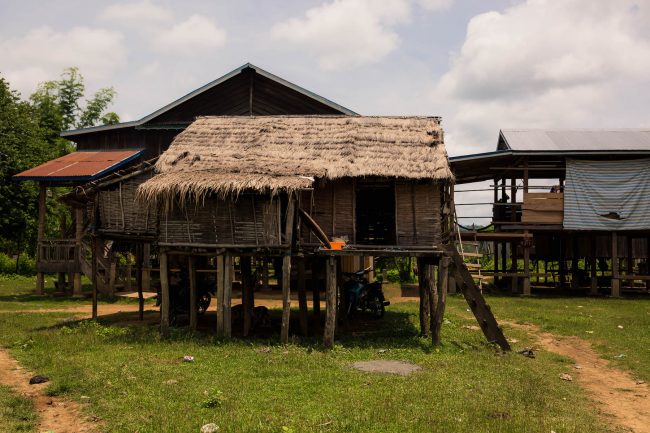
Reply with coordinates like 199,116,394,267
445,245,510,351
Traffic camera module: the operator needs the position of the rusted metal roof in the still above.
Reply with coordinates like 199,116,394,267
499,129,650,151
13,150,143,182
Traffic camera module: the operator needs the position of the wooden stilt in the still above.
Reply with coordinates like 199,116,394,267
36,184,46,295
216,254,224,337
142,243,151,291
612,232,620,297
160,250,170,335
280,196,296,344
323,256,337,349
241,256,253,337
523,232,531,296
91,236,98,319
297,257,309,336
223,253,232,339
312,258,322,328
417,257,432,337
188,255,197,330
571,235,579,290
136,243,144,320
432,257,449,346
590,235,598,295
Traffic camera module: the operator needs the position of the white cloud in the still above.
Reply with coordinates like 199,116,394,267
434,0,650,156
271,0,451,70
100,2,227,55
0,26,126,97
153,15,227,54
99,0,173,28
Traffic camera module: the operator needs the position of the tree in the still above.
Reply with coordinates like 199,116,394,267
0,78,46,256
0,68,120,264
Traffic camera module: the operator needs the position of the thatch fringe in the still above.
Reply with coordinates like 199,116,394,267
138,116,453,204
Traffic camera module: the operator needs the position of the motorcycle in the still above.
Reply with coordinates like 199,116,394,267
342,267,390,318
155,271,214,325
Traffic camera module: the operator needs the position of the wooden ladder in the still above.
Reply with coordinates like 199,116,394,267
445,245,511,351
460,235,484,291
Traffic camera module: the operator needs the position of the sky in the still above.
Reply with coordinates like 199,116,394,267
1,0,649,221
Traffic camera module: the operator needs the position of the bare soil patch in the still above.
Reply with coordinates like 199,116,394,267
506,321,650,433
351,360,421,376
0,348,97,433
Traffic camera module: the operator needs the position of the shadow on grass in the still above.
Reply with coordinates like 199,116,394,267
34,306,493,355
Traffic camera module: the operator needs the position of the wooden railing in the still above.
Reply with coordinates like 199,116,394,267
39,238,76,262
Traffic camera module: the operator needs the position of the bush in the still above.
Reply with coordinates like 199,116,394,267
0,252,36,275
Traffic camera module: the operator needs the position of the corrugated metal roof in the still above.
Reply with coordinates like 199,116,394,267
500,129,650,151
13,150,143,182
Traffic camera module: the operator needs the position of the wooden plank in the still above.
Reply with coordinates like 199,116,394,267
523,201,564,211
36,184,46,294
523,192,564,200
323,256,337,349
241,256,253,337
281,197,296,344
137,243,144,321
91,237,98,319
521,210,564,224
445,246,510,351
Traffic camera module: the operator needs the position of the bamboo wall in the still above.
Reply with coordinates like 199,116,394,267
301,178,442,248
160,194,281,246
97,173,157,236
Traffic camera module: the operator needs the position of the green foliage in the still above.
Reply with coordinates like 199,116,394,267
201,389,226,408
0,385,37,432
0,252,35,275
0,68,120,269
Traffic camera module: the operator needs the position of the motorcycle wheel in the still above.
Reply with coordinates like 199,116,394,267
371,295,385,319
198,293,211,315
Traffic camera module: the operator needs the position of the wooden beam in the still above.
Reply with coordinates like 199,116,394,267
241,256,253,337
323,256,337,349
297,257,309,336
223,253,232,339
417,257,432,337
432,257,449,346
36,184,46,294
91,236,98,319
216,254,224,337
160,250,170,336
136,243,144,321
188,255,197,330
281,196,296,344
523,231,531,295
73,207,83,296
612,232,620,297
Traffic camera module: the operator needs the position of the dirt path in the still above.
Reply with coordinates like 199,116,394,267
505,321,650,433
0,348,97,433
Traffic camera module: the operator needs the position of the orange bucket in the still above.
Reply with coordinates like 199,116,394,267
328,241,346,250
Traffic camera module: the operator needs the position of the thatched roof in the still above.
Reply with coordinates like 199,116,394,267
138,116,452,203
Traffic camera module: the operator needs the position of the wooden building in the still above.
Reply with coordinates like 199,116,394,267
450,129,650,296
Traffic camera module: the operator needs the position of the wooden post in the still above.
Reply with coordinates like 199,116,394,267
281,196,296,344
160,250,170,336
323,256,337,349
523,232,531,295
417,257,432,337
188,255,197,330
612,232,620,297
297,257,309,336
241,256,253,337
223,253,232,339
35,184,46,294
312,258,322,327
142,243,151,291
216,254,224,337
571,235,579,291
136,243,144,320
432,257,449,346
91,236,98,319
590,235,598,295
72,208,83,296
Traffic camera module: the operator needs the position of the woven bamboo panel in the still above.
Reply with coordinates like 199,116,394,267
333,181,354,241
97,173,156,234
395,182,415,245
161,194,280,246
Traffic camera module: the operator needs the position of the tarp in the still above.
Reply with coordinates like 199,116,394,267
564,158,650,230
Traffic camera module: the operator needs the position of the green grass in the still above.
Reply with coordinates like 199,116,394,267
1,275,641,432
485,295,650,382
0,384,37,432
